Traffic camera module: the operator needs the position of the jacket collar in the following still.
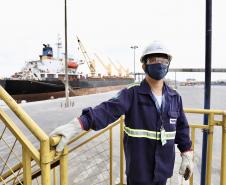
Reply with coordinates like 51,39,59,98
138,79,177,96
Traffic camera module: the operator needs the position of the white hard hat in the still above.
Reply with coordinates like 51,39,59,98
140,41,172,63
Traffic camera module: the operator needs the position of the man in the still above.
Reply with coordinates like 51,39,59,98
50,41,194,185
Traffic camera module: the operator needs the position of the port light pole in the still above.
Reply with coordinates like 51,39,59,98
130,45,138,80
64,0,69,107
201,0,212,184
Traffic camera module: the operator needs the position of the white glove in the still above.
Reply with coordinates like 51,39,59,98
50,118,82,152
179,151,194,180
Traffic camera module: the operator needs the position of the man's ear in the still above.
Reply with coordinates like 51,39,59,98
142,63,146,71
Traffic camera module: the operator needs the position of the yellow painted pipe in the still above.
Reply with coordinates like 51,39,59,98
189,127,196,185
60,147,68,185
40,139,51,185
184,108,224,115
0,86,48,141
220,113,226,185
206,113,214,185
50,136,61,147
0,162,22,182
109,128,113,185
53,168,57,185
22,147,32,185
68,121,120,154
0,109,40,163
189,124,209,129
120,116,125,185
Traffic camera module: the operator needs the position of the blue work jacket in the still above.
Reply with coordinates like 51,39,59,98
79,79,192,184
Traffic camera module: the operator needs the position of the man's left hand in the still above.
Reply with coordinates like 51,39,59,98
179,150,194,180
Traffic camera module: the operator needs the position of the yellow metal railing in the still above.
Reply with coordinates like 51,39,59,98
0,84,226,185
0,86,68,185
50,117,125,185
50,111,226,185
184,108,226,185
50,109,226,185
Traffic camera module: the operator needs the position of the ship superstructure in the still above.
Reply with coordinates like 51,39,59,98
0,39,134,102
11,44,79,81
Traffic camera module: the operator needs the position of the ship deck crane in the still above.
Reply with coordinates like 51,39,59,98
77,36,96,77
107,57,123,77
94,54,112,76
108,57,130,77
119,63,130,77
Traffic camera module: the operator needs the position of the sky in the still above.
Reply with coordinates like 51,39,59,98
0,0,226,81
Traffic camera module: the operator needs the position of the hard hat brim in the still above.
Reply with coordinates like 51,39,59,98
140,52,172,63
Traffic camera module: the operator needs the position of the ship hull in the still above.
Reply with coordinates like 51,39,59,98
0,78,134,102
0,79,65,95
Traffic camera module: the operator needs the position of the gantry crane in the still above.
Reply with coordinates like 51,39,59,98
94,54,112,76
76,36,96,76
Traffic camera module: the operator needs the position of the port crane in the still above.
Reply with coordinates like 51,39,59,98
119,63,130,77
77,36,96,77
107,57,123,77
94,54,112,76
108,57,130,77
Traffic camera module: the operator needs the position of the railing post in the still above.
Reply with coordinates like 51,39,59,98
40,140,51,185
206,113,214,185
119,116,125,185
53,168,58,185
60,147,68,185
109,128,113,185
220,112,226,185
190,127,196,185
22,146,32,185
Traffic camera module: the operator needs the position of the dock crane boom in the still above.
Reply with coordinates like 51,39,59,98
108,57,130,77
76,36,96,76
119,63,130,77
94,54,112,76
107,57,123,77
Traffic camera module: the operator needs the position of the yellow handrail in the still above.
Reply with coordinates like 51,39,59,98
184,108,224,115
0,86,48,141
49,109,226,185
0,109,40,162
0,85,61,185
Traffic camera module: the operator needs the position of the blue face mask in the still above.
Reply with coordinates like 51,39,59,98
145,63,169,80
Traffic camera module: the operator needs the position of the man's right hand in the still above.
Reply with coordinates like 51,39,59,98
50,118,83,152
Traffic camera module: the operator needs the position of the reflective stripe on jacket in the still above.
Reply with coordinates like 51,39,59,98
124,126,176,140
79,79,192,184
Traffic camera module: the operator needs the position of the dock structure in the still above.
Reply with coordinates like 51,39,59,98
134,68,226,81
134,68,226,88
169,68,226,72
0,86,226,185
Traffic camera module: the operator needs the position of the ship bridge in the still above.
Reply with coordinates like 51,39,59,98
0,86,226,185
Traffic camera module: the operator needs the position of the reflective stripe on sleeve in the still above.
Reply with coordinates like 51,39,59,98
124,126,176,140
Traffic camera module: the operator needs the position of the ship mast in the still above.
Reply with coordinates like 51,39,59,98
56,34,62,61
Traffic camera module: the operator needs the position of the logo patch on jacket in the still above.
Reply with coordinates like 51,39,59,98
170,118,177,124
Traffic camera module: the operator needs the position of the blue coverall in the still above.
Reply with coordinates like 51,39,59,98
79,79,192,185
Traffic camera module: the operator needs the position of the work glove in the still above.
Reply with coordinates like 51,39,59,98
179,150,194,180
50,118,83,152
